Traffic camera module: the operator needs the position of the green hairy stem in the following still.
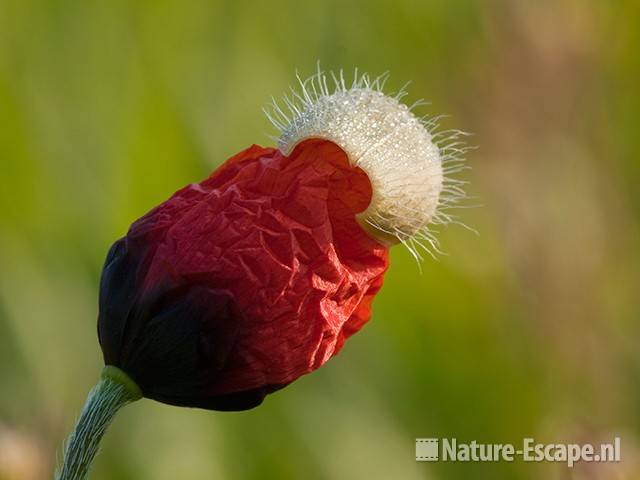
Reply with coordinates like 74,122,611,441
56,366,142,480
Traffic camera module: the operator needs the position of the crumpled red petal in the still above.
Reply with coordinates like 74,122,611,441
98,139,389,410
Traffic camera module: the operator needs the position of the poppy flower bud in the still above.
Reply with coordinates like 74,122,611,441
96,71,469,412
57,69,471,479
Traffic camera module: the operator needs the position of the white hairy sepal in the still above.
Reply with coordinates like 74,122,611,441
266,69,471,260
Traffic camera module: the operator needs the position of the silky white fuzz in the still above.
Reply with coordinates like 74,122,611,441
265,68,472,261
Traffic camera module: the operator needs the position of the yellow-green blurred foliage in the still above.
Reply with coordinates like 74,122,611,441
1,1,639,479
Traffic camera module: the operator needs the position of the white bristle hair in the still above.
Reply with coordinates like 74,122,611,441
265,66,473,262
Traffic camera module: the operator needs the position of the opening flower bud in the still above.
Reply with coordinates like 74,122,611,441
94,70,469,411
58,69,471,479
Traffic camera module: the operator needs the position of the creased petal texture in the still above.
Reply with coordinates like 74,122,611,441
98,140,389,410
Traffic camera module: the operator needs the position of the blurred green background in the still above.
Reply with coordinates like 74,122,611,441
1,0,639,478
